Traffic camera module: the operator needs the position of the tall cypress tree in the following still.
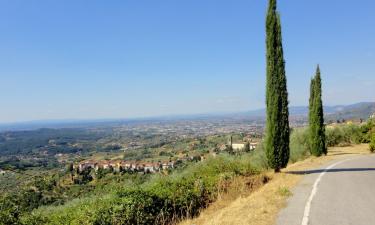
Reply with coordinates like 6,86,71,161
309,77,316,154
309,65,327,156
309,78,315,125
265,0,290,172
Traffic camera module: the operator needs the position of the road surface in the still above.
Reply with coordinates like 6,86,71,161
277,154,375,225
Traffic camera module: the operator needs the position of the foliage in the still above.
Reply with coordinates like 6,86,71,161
309,66,327,156
290,122,374,163
248,142,268,170
21,154,261,225
0,194,23,225
0,128,104,157
0,155,62,171
74,169,93,185
0,128,110,172
265,0,290,172
325,124,369,147
104,144,122,151
289,128,310,163
362,119,375,142
244,142,250,152
370,133,375,152
277,187,292,197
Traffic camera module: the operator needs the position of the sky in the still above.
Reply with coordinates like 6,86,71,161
0,0,374,123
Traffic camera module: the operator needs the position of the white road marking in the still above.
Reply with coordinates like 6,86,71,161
301,159,352,225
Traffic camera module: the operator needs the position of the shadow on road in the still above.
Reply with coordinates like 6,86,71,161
328,152,358,156
285,168,375,175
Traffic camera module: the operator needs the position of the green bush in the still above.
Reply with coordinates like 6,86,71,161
0,195,22,225
248,142,268,170
361,119,375,143
288,122,373,162
370,133,375,152
289,128,310,163
325,124,369,147
325,127,345,147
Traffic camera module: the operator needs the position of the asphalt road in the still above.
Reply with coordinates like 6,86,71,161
277,154,375,225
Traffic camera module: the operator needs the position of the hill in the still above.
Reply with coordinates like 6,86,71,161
324,102,375,121
242,102,375,121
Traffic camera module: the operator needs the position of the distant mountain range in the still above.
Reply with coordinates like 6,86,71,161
244,102,375,120
324,102,375,121
0,102,374,131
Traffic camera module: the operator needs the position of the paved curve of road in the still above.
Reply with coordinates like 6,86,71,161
277,154,375,225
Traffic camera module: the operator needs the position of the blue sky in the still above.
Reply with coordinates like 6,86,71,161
0,0,374,123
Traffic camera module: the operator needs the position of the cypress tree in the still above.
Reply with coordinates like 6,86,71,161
309,77,316,154
265,0,290,172
309,78,315,125
309,65,327,156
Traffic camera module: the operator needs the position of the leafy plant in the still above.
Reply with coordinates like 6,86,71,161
278,186,292,197
370,133,375,152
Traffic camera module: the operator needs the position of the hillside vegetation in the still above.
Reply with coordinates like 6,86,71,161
1,119,373,225
7,154,263,225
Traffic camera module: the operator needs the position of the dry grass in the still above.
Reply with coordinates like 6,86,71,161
179,144,370,225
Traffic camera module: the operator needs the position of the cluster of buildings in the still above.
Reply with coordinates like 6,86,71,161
76,160,176,174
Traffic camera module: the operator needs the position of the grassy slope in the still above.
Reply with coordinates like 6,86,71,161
180,144,370,225
21,153,265,225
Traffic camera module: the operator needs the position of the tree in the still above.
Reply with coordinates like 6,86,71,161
309,65,327,156
96,167,106,179
309,76,316,154
66,163,74,182
226,144,234,154
265,0,290,172
244,142,251,152
309,78,315,128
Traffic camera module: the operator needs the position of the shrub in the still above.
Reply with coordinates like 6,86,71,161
289,128,310,163
361,119,375,143
370,133,375,152
248,142,268,170
325,124,368,147
326,127,343,147
0,195,22,225
277,186,292,197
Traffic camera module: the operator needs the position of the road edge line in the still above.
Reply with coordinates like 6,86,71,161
300,158,351,225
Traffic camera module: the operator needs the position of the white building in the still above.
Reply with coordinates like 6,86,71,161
232,143,245,150
78,161,96,172
250,143,258,150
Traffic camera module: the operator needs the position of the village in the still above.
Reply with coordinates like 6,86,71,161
76,159,178,174
75,138,259,174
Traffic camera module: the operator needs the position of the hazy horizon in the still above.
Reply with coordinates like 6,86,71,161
1,102,374,126
1,0,374,123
